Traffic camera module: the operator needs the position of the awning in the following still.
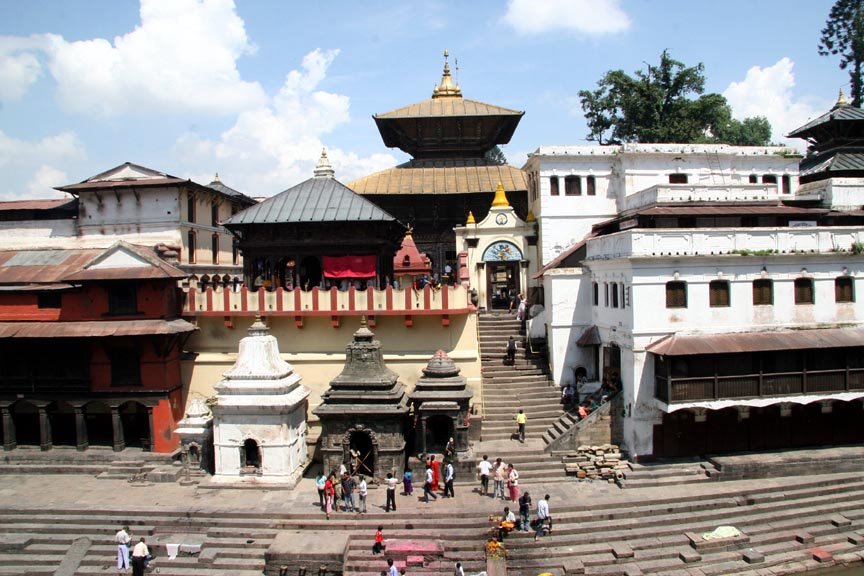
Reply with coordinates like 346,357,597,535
0,319,196,339
322,255,377,279
646,327,864,357
576,325,601,346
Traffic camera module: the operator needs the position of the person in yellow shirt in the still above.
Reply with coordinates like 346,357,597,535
515,409,527,443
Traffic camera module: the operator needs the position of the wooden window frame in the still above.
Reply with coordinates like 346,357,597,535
592,282,598,306
752,279,773,306
794,277,814,305
586,175,596,196
665,281,687,308
187,230,197,264
835,276,854,303
549,176,559,196
564,175,582,196
709,280,730,307
108,284,138,316
187,194,196,223
211,233,219,265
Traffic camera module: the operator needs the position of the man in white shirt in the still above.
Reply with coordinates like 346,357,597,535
358,475,368,514
534,494,552,541
115,525,131,573
131,537,149,576
476,455,492,495
443,461,455,498
423,464,437,502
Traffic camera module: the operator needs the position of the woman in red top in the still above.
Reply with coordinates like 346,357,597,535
324,475,336,519
429,455,441,491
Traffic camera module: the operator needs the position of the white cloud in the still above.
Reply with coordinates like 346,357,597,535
174,49,396,196
0,50,41,103
503,0,630,36
723,58,828,148
0,130,84,200
24,165,70,199
1,0,266,116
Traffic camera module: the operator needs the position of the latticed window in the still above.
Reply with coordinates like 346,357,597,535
592,282,598,306
835,277,854,303
709,280,730,307
565,176,582,196
752,279,773,306
211,233,219,265
587,176,596,196
666,281,687,308
794,278,814,304
187,230,196,264
611,283,620,308
549,177,559,196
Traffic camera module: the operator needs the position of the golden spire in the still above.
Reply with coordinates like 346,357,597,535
466,210,476,224
432,49,462,99
834,88,849,109
491,182,510,208
526,210,536,222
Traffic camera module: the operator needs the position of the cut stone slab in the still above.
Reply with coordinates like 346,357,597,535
811,547,834,563
563,558,585,574
679,548,701,564
848,533,864,545
612,542,634,559
794,531,814,544
686,531,750,552
0,534,32,551
830,514,852,527
742,549,764,564
53,536,90,576
266,530,348,576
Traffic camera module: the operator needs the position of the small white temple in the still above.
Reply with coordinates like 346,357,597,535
210,316,310,486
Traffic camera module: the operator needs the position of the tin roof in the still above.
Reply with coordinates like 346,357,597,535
799,150,864,177
646,326,864,356
787,104,864,138
576,325,601,347
348,160,527,195
0,319,196,338
225,175,398,226
0,198,76,211
375,97,523,121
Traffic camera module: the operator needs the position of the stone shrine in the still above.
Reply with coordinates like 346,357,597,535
211,316,310,486
174,397,214,473
313,318,409,478
408,350,473,458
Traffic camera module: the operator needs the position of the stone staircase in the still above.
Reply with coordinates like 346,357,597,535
0,446,170,479
478,313,563,443
503,472,864,576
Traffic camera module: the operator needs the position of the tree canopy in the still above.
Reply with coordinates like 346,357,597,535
578,50,771,146
819,0,864,107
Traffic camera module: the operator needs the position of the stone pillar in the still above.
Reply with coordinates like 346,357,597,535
146,406,155,452
1,407,16,451
111,406,125,452
420,415,428,456
38,406,52,451
74,406,88,452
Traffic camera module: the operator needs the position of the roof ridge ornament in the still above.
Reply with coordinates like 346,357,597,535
314,148,335,179
432,49,462,99
833,88,849,109
491,181,510,208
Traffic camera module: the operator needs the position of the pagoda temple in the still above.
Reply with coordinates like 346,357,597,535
348,50,528,275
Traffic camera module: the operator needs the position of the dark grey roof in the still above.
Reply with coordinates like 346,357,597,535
224,176,398,225
206,179,256,205
787,105,864,138
799,150,864,177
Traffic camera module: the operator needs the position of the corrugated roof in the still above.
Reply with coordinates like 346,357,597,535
224,176,398,225
206,178,256,204
375,97,523,120
576,325,601,347
787,105,864,138
0,198,76,211
646,326,864,356
799,150,864,177
0,319,196,338
348,161,527,195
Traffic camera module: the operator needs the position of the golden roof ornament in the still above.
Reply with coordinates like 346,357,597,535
432,49,462,99
466,211,476,224
491,182,510,208
834,88,849,109
526,210,536,222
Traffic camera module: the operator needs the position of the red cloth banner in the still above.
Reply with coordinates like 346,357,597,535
322,255,377,279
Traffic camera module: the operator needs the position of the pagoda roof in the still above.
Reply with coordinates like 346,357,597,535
799,149,864,178
347,159,527,196
787,102,864,139
375,97,523,121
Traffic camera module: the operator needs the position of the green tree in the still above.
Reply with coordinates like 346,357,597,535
484,145,507,164
819,0,864,107
578,50,771,145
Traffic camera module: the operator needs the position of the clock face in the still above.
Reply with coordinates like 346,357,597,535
495,213,508,225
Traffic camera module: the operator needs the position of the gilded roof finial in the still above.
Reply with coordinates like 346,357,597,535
466,210,476,225
491,182,510,208
526,210,536,222
432,48,462,99
834,88,849,109
314,147,335,179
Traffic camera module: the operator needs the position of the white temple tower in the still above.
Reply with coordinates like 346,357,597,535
211,316,310,486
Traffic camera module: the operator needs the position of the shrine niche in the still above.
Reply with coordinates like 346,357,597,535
313,318,409,478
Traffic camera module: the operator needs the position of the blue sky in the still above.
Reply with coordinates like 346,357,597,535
0,0,846,200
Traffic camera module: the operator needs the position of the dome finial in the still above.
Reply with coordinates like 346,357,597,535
314,147,335,179
491,182,510,208
834,88,849,109
466,210,476,225
432,49,462,99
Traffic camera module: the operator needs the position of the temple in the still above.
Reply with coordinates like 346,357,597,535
348,50,528,278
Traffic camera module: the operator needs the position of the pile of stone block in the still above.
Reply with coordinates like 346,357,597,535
562,444,629,481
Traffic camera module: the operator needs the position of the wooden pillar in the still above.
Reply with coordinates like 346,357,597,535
74,406,88,452
1,407,16,451
111,406,125,452
38,406,52,452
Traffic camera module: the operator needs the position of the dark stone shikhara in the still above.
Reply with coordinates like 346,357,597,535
408,349,473,458
313,318,409,479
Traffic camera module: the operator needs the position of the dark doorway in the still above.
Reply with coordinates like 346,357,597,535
119,402,150,450
299,256,322,291
47,402,76,447
486,262,520,309
348,430,374,476
241,438,261,469
603,343,621,384
425,414,454,454
84,402,113,447
11,401,40,446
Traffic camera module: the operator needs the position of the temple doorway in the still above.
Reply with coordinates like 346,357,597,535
603,343,621,384
241,438,261,469
10,401,40,446
84,401,113,447
486,262,520,310
47,401,76,447
119,401,150,450
425,414,454,454
348,430,374,476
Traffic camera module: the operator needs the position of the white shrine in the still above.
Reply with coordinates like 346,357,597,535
211,316,310,486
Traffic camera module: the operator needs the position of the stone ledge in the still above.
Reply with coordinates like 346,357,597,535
562,558,585,574
678,548,701,564
794,531,814,544
686,531,750,552
811,547,834,563
742,548,764,564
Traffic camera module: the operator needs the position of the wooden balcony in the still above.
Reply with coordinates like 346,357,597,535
656,368,864,404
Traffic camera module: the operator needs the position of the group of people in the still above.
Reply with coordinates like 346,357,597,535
114,525,152,575
560,374,621,419
315,464,370,519
475,455,521,503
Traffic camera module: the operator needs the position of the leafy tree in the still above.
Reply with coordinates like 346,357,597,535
484,145,507,164
819,0,864,107
579,50,771,145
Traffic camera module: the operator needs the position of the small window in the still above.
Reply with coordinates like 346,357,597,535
187,230,197,264
108,284,137,315
835,277,854,303
37,292,62,309
782,175,791,194
110,348,141,387
762,174,777,184
604,283,609,307
669,173,688,184
592,282,598,306
211,202,219,227
586,176,596,196
211,233,219,265
666,281,687,308
611,283,620,308
752,279,773,306
794,277,814,304
565,176,581,196
232,238,240,266
550,177,559,196
187,194,196,223
748,174,758,184
709,280,730,307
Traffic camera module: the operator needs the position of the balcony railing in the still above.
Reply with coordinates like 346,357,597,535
182,284,474,327
655,368,864,403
